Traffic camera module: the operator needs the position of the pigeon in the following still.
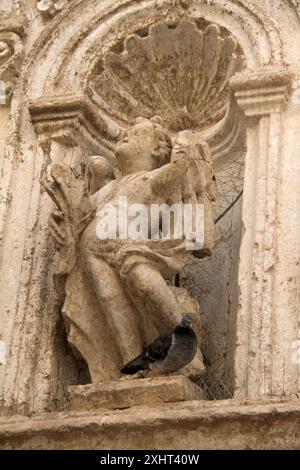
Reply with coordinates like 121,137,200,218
121,314,197,376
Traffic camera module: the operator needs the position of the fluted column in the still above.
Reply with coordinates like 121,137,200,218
230,68,297,398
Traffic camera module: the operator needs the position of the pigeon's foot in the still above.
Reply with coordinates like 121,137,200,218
146,370,163,378
119,375,131,381
119,370,149,380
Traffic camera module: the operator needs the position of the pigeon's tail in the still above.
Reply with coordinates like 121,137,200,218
121,352,150,375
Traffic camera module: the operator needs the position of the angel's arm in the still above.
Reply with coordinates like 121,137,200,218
150,147,189,195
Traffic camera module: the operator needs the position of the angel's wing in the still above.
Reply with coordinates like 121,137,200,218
45,163,93,275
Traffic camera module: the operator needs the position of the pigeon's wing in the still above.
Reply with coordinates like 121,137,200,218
120,332,173,375
120,350,150,374
146,332,172,361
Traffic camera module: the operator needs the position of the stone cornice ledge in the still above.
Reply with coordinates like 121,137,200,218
28,93,119,149
0,398,299,449
230,67,293,116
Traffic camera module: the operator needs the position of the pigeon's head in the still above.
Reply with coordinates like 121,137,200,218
180,314,193,327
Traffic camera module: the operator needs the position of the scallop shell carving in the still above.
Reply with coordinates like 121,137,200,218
88,20,244,133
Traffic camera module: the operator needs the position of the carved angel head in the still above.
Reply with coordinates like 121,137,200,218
115,117,172,175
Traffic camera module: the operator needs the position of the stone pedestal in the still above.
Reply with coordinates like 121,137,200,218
69,376,205,411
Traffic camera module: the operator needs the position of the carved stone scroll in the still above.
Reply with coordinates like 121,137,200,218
0,28,23,106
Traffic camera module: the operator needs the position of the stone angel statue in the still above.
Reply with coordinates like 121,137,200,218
45,117,217,383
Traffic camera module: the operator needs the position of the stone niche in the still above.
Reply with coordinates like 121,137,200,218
0,0,300,450
28,16,246,398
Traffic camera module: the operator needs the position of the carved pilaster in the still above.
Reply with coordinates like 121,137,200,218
231,68,294,398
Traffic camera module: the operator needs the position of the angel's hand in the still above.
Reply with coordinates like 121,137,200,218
171,145,187,164
150,146,188,195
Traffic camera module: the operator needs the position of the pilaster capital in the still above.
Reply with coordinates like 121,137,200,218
28,93,112,146
230,67,292,117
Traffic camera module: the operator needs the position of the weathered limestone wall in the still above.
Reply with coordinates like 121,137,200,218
0,0,300,418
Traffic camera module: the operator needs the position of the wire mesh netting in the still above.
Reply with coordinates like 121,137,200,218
179,151,245,399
